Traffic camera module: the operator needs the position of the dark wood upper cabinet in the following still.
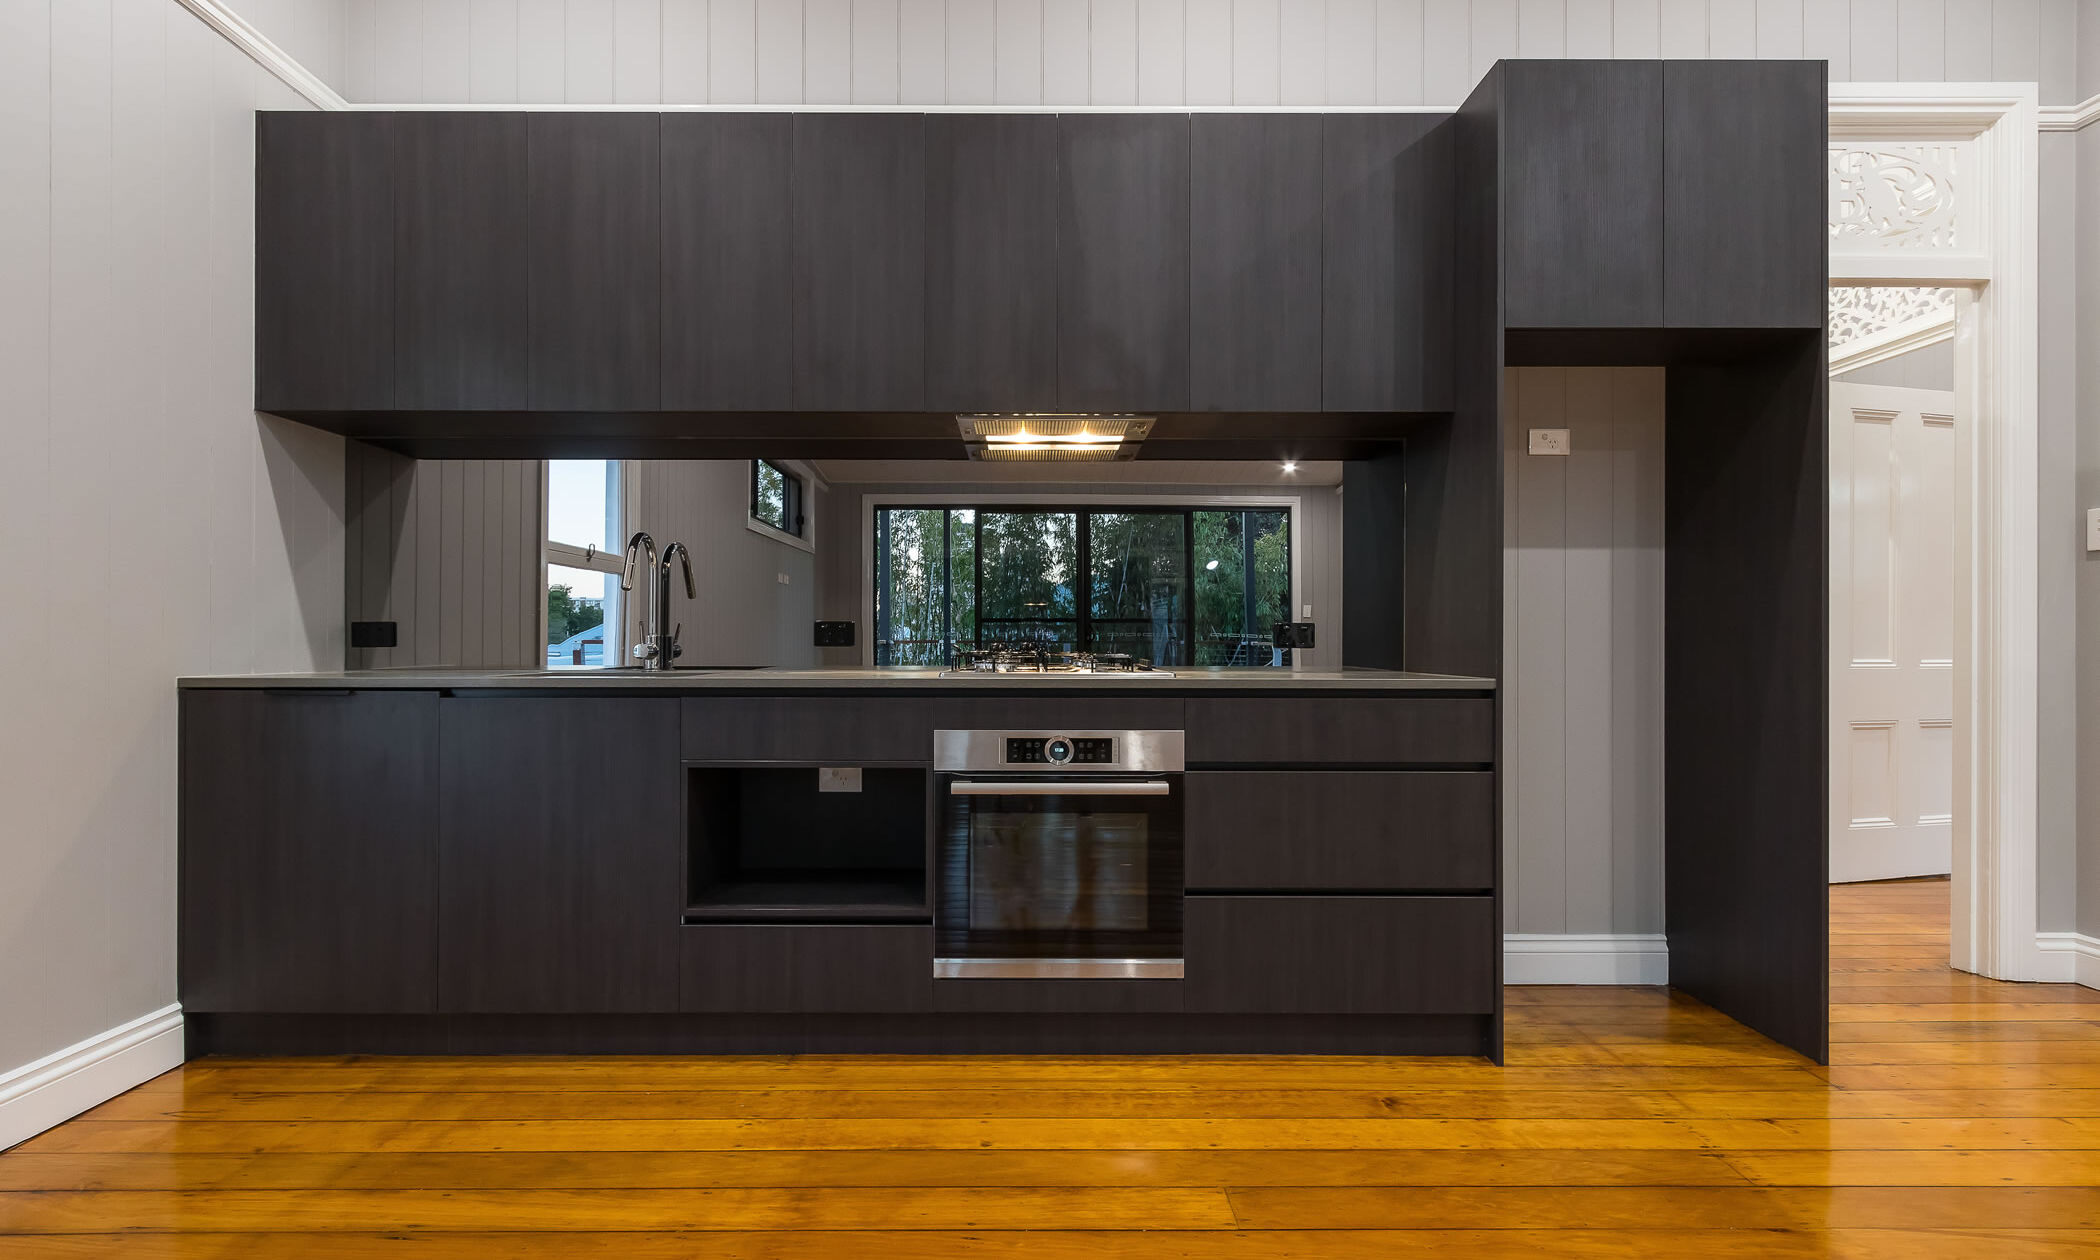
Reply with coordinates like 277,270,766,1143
662,114,793,410
1663,61,1827,329
1322,114,1453,411
793,114,926,411
256,111,394,412
394,113,528,410
527,113,659,410
438,696,682,1012
1500,60,1663,329
925,114,1059,412
1190,114,1322,412
1057,114,1191,412
179,690,438,1013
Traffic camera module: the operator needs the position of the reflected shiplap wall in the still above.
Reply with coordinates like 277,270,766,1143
0,0,345,1084
337,0,2072,107
1503,368,1665,935
343,444,546,668
626,460,819,667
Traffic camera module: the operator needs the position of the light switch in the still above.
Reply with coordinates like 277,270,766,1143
2088,507,2100,553
777,572,791,585
1301,604,1313,619
1529,428,1572,456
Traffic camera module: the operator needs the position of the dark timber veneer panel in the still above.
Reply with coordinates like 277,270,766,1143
1190,114,1323,411
682,697,938,764
793,114,926,411
1663,60,1827,328
179,690,437,1013
682,926,932,1012
527,113,660,410
439,696,681,1012
1322,113,1454,412
394,113,528,410
662,114,793,409
256,112,394,412
926,114,1059,412
1186,896,1497,1013
1665,333,1830,1064
1185,698,1495,764
1500,60,1663,329
1056,114,1191,411
1186,771,1494,890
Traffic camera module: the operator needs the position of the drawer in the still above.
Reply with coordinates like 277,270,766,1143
1186,771,1493,890
680,925,932,1012
1185,896,1496,1014
1185,697,1494,764
927,698,1184,735
682,697,936,763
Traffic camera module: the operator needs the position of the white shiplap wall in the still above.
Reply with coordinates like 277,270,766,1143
337,0,2074,107
1504,368,1665,935
0,0,345,1079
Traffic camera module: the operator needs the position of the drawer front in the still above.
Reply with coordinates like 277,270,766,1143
1185,896,1496,1014
928,697,1184,734
681,925,932,1012
1185,698,1494,764
682,697,936,763
1186,771,1493,890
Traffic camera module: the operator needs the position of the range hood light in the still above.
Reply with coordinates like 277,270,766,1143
958,414,1155,461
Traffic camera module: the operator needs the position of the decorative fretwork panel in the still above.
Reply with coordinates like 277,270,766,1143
1828,286,1961,350
1830,145,1962,248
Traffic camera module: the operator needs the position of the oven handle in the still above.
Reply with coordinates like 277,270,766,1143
947,780,1174,797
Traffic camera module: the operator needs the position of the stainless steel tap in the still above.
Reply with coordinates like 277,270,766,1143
620,531,695,670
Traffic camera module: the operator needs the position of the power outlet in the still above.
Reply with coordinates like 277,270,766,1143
1529,427,1572,456
2088,507,2100,554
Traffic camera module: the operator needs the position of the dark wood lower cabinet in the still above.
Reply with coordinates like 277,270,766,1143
682,925,932,1012
179,690,438,1013
1185,697,1496,764
439,696,682,1012
1185,896,1497,1014
1186,771,1494,890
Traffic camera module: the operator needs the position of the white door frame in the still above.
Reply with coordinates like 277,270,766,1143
1828,84,2042,980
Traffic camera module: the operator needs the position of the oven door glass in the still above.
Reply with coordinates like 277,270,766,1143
936,775,1183,975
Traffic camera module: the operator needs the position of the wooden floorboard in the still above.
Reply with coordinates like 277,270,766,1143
6,877,2099,1254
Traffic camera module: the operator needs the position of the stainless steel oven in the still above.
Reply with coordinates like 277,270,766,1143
933,730,1185,979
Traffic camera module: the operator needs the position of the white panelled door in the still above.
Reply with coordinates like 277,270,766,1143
1829,383,1957,883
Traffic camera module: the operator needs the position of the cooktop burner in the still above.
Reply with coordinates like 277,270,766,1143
939,646,1171,677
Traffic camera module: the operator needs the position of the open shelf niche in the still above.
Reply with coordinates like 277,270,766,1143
684,766,929,924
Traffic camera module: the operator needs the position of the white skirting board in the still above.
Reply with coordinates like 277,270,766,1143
1504,934,1670,985
0,1005,184,1152
2036,934,2100,987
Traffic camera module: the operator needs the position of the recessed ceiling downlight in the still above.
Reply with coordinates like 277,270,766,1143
957,414,1155,461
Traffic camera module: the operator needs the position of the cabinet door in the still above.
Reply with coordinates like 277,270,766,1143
793,114,926,411
1664,61,1826,329
1185,896,1496,1013
1057,114,1191,412
528,114,659,410
1322,114,1453,411
179,690,437,1012
395,113,529,410
682,926,932,1012
1184,697,1496,764
439,697,681,1012
1190,115,1322,411
926,114,1059,412
662,114,793,410
256,112,393,412
1501,61,1663,329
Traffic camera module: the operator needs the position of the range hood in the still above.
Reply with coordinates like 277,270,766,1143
957,414,1155,461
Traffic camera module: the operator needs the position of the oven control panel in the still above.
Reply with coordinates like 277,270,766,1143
1005,736,1116,766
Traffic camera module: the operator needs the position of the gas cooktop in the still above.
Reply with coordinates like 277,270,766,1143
937,646,1174,678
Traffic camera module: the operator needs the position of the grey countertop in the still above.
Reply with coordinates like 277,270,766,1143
178,665,1496,692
